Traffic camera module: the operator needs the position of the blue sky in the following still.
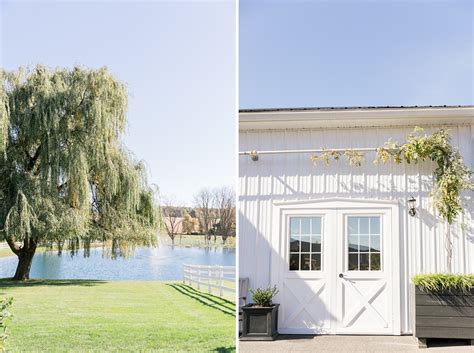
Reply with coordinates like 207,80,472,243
1,0,236,205
240,0,473,108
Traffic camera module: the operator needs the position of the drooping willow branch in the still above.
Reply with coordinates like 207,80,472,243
0,65,159,261
311,127,474,271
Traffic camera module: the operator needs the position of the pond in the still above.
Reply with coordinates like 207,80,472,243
0,246,235,281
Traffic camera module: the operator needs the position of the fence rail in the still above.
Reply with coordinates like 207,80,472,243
183,264,235,297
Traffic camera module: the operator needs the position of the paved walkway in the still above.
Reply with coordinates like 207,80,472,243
239,335,474,352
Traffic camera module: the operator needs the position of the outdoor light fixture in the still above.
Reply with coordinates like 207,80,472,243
250,150,259,162
408,196,417,217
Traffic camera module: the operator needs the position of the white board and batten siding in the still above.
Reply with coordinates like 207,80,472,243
238,107,474,335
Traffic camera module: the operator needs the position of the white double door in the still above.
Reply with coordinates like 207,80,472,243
272,200,400,335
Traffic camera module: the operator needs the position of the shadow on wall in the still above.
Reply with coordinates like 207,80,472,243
464,206,474,245
238,209,336,334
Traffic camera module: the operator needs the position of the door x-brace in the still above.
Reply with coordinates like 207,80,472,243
342,280,388,328
284,281,326,326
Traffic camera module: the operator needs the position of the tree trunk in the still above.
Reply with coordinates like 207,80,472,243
445,222,453,273
12,240,37,280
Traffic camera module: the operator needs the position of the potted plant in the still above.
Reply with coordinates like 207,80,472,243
411,273,474,348
240,285,279,341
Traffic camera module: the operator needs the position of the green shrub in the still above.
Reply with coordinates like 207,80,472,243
250,285,278,307
0,297,13,351
412,273,474,293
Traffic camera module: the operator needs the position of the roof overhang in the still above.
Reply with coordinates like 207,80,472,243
239,106,474,131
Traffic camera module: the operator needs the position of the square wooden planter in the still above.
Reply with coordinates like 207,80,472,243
240,303,279,341
412,285,474,348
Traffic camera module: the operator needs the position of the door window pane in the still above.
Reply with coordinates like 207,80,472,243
311,235,321,252
301,218,311,235
359,217,369,234
348,217,358,235
290,218,300,235
347,216,382,271
348,235,358,252
311,217,321,235
311,254,321,270
359,253,370,270
289,254,300,271
301,254,311,270
370,253,381,270
348,254,358,271
289,216,322,271
290,234,300,252
301,235,311,252
359,235,370,252
370,217,380,234
370,235,380,252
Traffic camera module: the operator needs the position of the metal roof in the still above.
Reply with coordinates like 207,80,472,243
240,105,474,113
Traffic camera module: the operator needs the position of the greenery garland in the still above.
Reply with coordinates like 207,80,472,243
375,127,473,224
311,127,474,271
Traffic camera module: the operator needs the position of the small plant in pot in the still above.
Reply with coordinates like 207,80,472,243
411,273,474,348
240,285,279,341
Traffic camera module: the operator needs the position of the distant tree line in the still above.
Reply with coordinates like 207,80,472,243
161,186,235,244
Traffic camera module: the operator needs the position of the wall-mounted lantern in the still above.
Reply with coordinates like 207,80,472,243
250,150,259,162
408,196,417,217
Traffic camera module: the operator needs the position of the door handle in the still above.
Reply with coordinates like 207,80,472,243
339,273,344,278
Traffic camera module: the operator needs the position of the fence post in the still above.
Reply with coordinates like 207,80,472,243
219,266,224,297
208,266,211,294
183,265,186,284
197,266,200,290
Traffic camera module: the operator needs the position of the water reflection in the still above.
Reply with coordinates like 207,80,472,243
0,246,235,280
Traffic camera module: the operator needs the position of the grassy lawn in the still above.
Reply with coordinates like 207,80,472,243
0,243,102,258
0,246,48,258
0,280,235,352
0,247,15,257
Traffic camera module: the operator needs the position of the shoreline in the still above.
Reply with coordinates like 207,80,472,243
0,235,236,259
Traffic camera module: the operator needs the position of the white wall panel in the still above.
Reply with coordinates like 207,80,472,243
239,123,474,334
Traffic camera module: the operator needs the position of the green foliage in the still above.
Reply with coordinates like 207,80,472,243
0,65,158,256
0,297,13,351
344,149,365,167
375,128,473,224
412,273,474,293
310,128,473,271
250,285,279,307
311,128,473,225
311,149,361,167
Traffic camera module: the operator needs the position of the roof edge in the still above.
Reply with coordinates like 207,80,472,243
240,105,474,113
239,105,474,131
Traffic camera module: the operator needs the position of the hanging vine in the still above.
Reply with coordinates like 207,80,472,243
310,127,474,271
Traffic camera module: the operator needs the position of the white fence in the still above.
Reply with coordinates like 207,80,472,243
183,264,235,297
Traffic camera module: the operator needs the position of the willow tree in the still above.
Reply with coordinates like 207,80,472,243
0,66,158,280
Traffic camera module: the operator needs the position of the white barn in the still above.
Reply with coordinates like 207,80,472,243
238,106,474,335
